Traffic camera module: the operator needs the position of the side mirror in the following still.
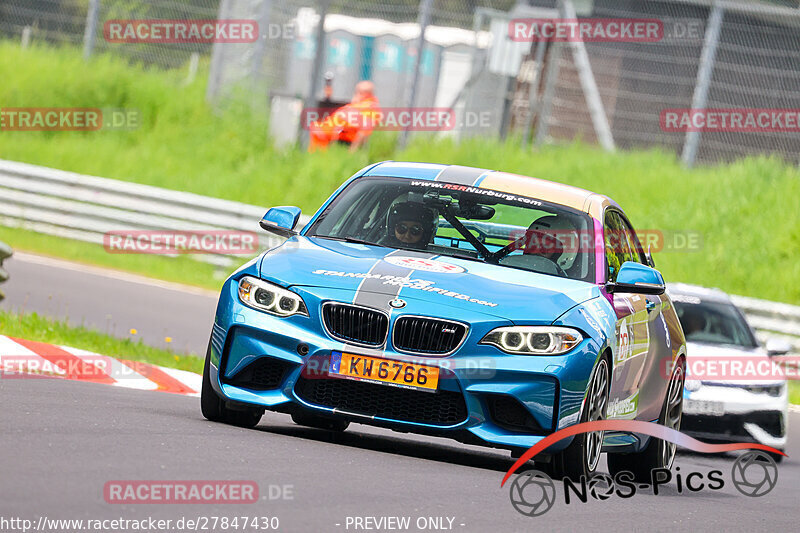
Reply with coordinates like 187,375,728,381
260,206,302,238
607,261,666,295
765,338,792,357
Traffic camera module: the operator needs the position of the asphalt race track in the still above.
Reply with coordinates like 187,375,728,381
1,253,218,354
1,254,798,532
0,378,798,532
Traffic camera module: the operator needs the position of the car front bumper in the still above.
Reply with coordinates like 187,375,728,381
207,278,605,452
681,383,788,449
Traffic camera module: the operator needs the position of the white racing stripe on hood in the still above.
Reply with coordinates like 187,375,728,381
340,250,438,356
351,249,437,312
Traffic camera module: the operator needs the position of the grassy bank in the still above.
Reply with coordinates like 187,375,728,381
0,310,203,373
1,42,799,304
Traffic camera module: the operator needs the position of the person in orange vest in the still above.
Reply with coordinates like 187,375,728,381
308,81,380,152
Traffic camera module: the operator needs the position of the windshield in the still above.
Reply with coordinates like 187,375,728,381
673,297,757,348
307,176,595,282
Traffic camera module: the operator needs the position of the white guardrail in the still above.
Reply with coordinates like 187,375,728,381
730,295,800,354
0,159,309,268
0,159,798,352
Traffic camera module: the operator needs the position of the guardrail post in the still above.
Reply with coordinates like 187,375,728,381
681,2,724,168
534,41,561,147
21,26,32,48
521,39,547,148
82,0,101,60
561,0,615,152
207,0,233,103
398,0,434,149
250,0,272,92
299,0,331,149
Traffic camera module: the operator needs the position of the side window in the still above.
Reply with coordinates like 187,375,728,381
604,211,636,282
616,213,648,264
618,215,647,265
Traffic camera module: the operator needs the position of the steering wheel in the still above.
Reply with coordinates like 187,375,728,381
492,231,568,277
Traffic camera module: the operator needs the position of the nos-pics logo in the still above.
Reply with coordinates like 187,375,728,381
502,420,782,516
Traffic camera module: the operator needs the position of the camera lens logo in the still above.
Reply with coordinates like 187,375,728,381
587,473,615,500
731,451,778,497
509,470,556,517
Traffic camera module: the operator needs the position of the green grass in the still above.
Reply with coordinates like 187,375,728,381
790,381,800,406
1,41,800,305
0,310,203,374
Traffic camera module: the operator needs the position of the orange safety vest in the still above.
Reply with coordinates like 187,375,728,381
309,96,380,147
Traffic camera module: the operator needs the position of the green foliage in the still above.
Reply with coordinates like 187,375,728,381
2,41,799,305
0,310,203,372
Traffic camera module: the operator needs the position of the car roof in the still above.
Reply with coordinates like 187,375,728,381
361,161,620,219
666,282,734,304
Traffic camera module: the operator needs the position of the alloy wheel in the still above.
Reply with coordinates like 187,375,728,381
585,359,609,471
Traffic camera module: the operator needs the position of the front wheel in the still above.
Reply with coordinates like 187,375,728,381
607,359,685,482
542,357,609,480
201,342,264,429
768,451,785,464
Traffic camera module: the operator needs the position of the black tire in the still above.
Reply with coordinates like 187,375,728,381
291,411,349,432
542,357,610,481
607,359,686,482
201,342,264,429
769,452,785,464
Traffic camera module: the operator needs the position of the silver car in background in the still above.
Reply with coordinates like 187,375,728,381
668,283,789,459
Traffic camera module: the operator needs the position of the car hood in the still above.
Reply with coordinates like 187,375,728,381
259,236,600,322
686,341,784,386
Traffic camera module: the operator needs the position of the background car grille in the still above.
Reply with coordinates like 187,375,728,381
322,303,388,346
683,411,784,438
393,316,467,354
294,376,468,426
223,357,294,390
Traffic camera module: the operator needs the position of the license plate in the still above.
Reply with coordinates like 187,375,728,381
329,352,439,392
684,399,725,416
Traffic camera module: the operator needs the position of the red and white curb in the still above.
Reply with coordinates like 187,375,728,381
0,335,201,396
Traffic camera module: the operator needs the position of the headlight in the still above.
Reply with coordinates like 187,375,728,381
238,276,308,317
744,384,785,397
480,326,583,355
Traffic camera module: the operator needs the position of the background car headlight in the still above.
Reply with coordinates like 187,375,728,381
743,383,785,397
238,276,308,317
480,326,583,355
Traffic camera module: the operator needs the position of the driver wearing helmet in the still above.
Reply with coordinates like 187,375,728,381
384,201,437,250
681,308,707,337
